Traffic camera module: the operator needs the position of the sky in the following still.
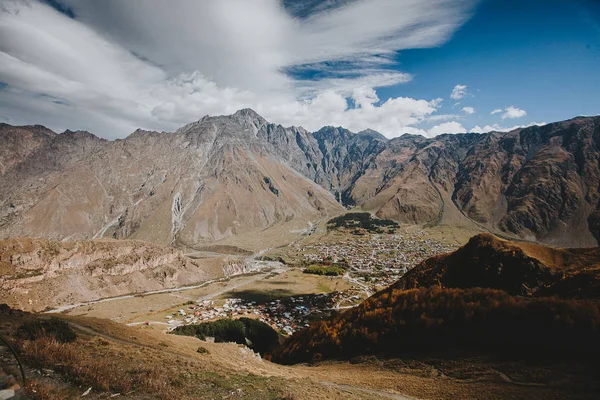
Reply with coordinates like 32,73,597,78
0,0,598,139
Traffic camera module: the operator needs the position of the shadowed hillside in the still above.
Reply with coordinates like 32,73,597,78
395,233,600,298
271,235,600,367
271,287,600,364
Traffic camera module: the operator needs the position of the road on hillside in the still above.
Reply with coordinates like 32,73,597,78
45,246,286,315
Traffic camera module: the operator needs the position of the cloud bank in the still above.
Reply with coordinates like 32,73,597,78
0,0,485,138
470,121,545,133
0,0,541,139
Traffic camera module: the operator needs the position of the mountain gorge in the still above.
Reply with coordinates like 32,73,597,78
1,110,600,247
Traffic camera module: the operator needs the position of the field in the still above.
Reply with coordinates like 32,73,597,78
61,268,352,326
222,269,351,300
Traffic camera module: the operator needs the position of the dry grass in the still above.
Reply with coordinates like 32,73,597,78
3,314,318,399
25,379,75,400
3,306,595,399
17,335,185,397
517,241,600,272
456,233,600,273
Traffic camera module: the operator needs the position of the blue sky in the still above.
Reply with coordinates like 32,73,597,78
377,0,600,131
0,0,598,138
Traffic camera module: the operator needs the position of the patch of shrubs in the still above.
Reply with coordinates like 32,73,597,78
172,317,279,354
271,287,600,364
327,212,398,233
304,265,346,276
18,318,77,343
263,177,279,196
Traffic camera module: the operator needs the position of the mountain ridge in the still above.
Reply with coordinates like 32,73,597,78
2,111,600,247
394,233,600,298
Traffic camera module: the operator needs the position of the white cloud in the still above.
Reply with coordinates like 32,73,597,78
425,113,460,123
295,71,413,98
462,106,475,115
490,108,503,115
470,124,499,133
421,120,548,137
265,88,441,135
450,84,467,100
0,0,476,138
469,121,546,133
427,121,466,136
502,106,527,120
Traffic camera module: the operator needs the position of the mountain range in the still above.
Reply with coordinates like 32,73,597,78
2,110,600,247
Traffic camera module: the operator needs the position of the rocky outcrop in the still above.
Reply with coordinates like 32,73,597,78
0,238,224,311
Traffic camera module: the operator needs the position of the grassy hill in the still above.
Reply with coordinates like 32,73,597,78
272,234,600,367
395,233,600,298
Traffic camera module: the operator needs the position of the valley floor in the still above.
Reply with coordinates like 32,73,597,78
3,224,595,399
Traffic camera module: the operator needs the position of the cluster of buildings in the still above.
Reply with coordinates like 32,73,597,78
160,232,456,336
297,232,456,289
164,293,342,335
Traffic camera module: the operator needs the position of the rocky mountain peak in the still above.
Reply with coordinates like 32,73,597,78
232,107,264,120
126,128,164,139
230,108,267,134
60,129,101,139
357,129,388,141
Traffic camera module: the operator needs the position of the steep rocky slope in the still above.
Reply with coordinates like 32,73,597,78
323,116,600,246
453,117,600,246
0,124,56,175
0,110,343,248
2,112,600,247
0,237,227,312
305,116,600,247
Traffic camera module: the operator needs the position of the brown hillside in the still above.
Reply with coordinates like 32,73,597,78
273,234,600,366
3,305,588,400
0,111,343,249
0,237,225,312
272,287,600,366
395,233,600,298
